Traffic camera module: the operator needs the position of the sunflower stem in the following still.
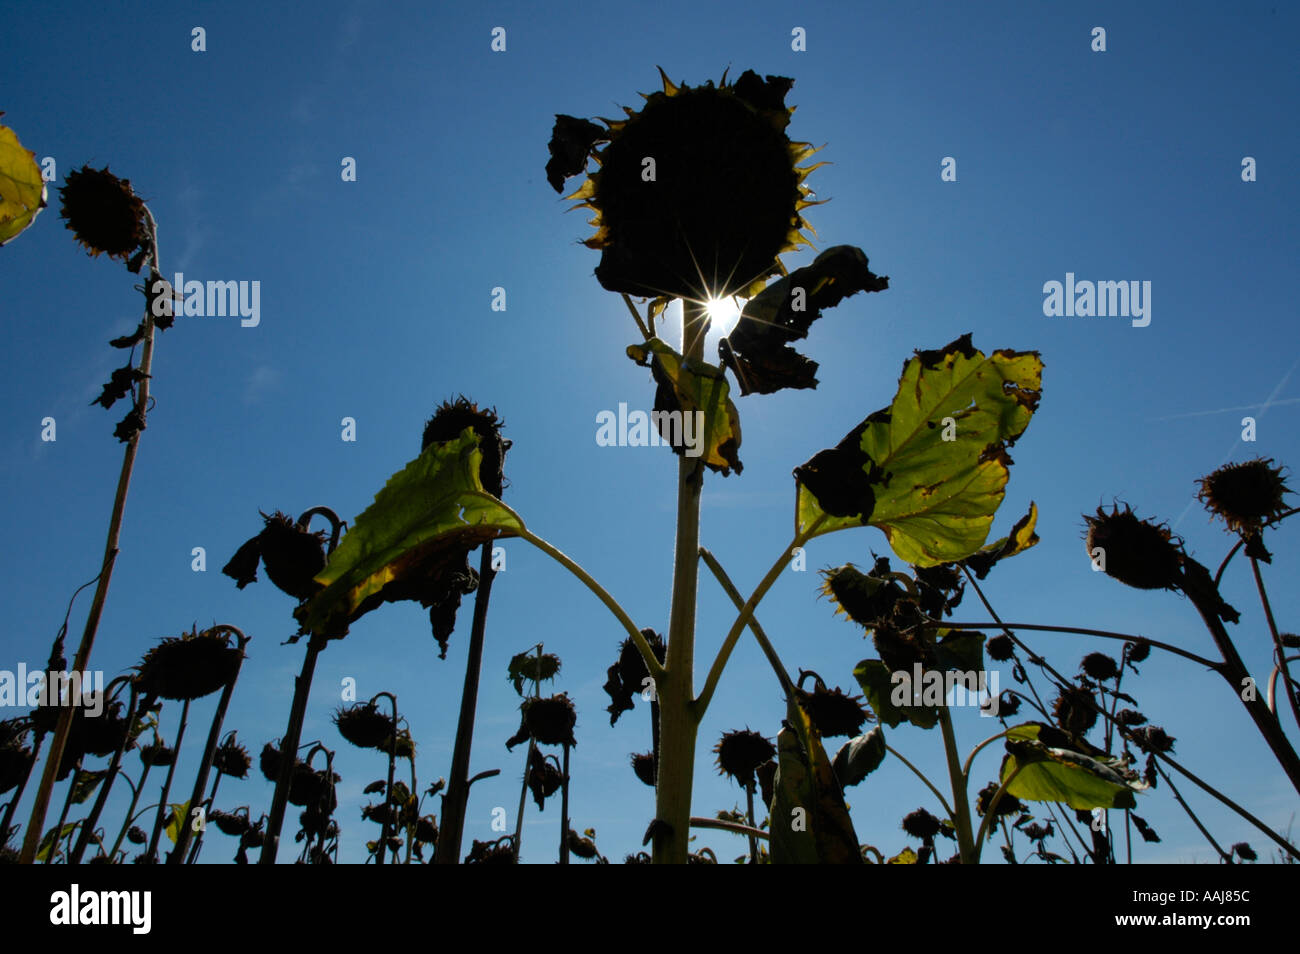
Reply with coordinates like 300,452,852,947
20,211,163,864
1250,556,1300,736
653,301,708,865
937,706,977,864
169,626,248,864
146,697,190,860
435,541,498,864
109,760,152,862
260,633,325,864
559,742,571,865
373,691,398,865
70,678,138,863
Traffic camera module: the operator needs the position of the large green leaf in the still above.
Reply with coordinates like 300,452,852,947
794,334,1042,566
36,822,79,862
297,429,523,635
770,700,862,864
0,118,46,246
626,338,742,475
999,723,1145,811
852,659,938,730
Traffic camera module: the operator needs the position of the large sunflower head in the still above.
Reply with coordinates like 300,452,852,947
58,165,150,268
548,68,820,305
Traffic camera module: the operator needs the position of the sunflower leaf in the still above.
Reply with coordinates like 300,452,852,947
296,430,523,636
1000,724,1145,811
853,659,939,730
769,699,862,864
0,119,46,246
719,246,888,395
627,338,743,475
795,334,1042,566
961,501,1040,579
165,799,192,844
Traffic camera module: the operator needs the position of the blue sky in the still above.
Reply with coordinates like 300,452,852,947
2,0,1298,863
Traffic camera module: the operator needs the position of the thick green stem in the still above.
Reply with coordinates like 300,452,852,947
653,301,708,865
435,543,497,864
937,706,976,863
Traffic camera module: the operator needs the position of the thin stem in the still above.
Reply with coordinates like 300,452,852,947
559,743,571,865
883,743,953,818
185,771,222,864
47,763,82,863
170,626,248,864
962,729,1010,780
146,698,190,860
20,213,163,863
690,816,770,841
70,678,139,863
435,542,497,865
512,644,544,863
1214,507,1299,586
940,620,1222,673
620,294,652,340
260,634,325,864
1155,761,1231,862
696,529,816,717
744,783,759,864
1044,802,1085,864
1251,556,1300,735
374,691,399,865
1268,656,1300,716
973,762,1027,860
937,707,976,863
697,546,798,705
515,527,661,680
109,760,152,862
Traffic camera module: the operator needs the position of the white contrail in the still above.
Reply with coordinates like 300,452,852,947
1149,396,1300,422
1172,355,1300,531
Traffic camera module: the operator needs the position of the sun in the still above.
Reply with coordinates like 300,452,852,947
704,296,742,336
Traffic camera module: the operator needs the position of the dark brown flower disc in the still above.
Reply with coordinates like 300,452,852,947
256,512,328,601
713,729,775,786
1083,504,1183,591
1196,458,1291,533
523,694,577,747
134,628,242,701
333,702,396,749
796,685,869,738
58,165,149,263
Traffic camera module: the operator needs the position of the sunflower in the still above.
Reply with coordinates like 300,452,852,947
713,729,776,787
58,165,150,268
333,702,396,749
134,626,243,701
548,68,821,306
1196,458,1292,534
1083,503,1183,591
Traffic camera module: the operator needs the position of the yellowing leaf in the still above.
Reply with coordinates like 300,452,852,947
0,119,47,246
627,338,743,475
795,334,1042,566
297,430,523,636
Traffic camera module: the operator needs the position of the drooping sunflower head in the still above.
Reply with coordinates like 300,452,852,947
133,626,243,701
58,165,150,267
1082,503,1184,591
333,701,396,750
713,728,776,787
213,733,251,779
1196,458,1291,534
549,68,821,305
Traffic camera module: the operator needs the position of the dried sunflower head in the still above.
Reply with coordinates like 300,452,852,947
126,825,147,845
1197,458,1291,534
901,808,943,842
527,748,564,809
1080,653,1120,682
1052,684,1099,738
58,165,149,266
209,809,250,838
0,740,35,795
333,702,396,749
630,751,656,787
795,685,870,738
213,733,251,779
548,68,819,304
713,729,776,787
522,694,577,748
134,626,242,701
138,741,174,767
421,396,511,499
1083,503,1183,591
